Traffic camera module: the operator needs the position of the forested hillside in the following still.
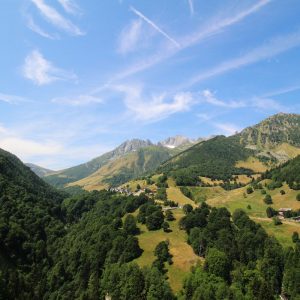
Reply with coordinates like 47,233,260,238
0,148,65,299
158,114,300,186
263,155,300,190
0,148,173,299
159,135,254,182
0,148,299,299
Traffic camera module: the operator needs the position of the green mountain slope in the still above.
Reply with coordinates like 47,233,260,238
264,155,300,189
25,163,54,177
68,146,172,190
0,148,65,299
159,113,300,183
44,139,154,188
0,148,173,299
44,139,184,189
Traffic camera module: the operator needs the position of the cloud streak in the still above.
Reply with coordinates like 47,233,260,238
22,50,77,85
130,6,180,48
117,19,143,54
31,0,84,35
214,123,241,136
183,29,300,88
57,0,82,15
113,1,270,80
26,15,58,39
0,93,29,104
52,95,103,106
188,0,194,16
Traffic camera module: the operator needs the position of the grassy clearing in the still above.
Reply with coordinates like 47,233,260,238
200,176,223,185
236,156,268,173
188,186,224,203
272,143,300,159
167,186,196,207
120,179,157,192
134,209,200,293
251,217,299,247
207,184,300,247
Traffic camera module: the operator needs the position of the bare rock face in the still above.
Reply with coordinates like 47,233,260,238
112,139,153,156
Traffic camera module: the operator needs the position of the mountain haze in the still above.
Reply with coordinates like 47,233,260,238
44,139,174,188
25,163,54,177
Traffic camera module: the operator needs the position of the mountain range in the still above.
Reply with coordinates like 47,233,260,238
160,113,300,182
1,112,300,299
28,113,300,191
31,135,198,189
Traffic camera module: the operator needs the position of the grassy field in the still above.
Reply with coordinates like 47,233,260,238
236,156,268,173
207,183,300,247
188,186,224,203
134,209,200,293
167,186,196,207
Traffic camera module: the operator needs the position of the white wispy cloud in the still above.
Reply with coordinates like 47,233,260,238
130,6,180,48
181,0,271,47
261,84,300,98
251,97,285,111
26,15,58,39
0,93,28,104
202,90,245,108
52,95,103,106
117,19,143,54
110,85,194,122
22,50,77,85
214,123,241,136
0,125,63,158
113,1,270,80
30,0,84,36
184,29,300,88
57,0,82,15
188,0,194,16
0,120,113,169
201,89,285,112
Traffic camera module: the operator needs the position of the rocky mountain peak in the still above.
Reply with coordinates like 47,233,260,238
113,139,153,155
158,135,193,149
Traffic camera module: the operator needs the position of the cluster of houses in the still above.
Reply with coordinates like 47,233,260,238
108,186,155,197
278,208,300,222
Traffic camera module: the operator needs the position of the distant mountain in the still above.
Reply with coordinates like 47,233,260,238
68,146,172,190
158,135,194,149
44,139,166,188
26,163,54,177
159,113,300,181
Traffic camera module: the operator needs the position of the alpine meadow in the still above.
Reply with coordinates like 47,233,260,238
0,1,300,300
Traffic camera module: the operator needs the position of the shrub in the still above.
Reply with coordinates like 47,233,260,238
292,232,299,243
266,207,277,218
264,194,273,205
273,217,282,226
246,187,254,194
165,210,175,221
280,190,286,195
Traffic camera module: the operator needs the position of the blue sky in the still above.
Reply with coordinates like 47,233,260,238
0,0,300,169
